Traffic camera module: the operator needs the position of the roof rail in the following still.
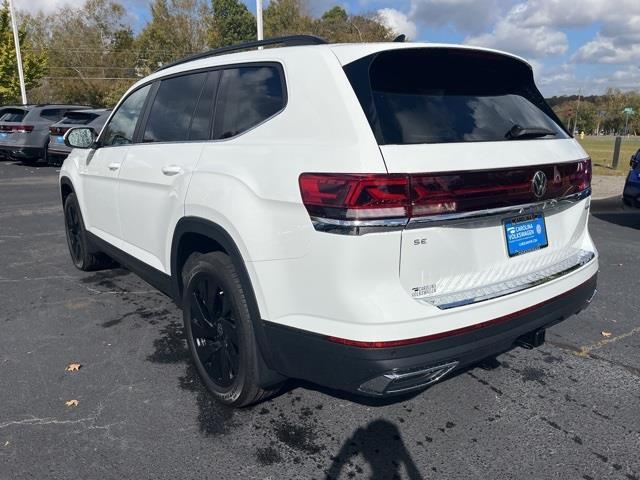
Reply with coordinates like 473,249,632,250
157,35,328,72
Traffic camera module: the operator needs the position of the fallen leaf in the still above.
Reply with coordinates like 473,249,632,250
601,331,612,338
65,363,82,372
65,399,79,407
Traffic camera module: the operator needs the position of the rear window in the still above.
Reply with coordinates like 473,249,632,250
60,112,100,125
0,109,27,122
344,49,568,145
40,109,66,121
213,65,285,140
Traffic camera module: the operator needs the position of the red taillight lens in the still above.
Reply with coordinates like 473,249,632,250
13,125,33,133
299,159,591,221
298,173,410,220
49,126,69,135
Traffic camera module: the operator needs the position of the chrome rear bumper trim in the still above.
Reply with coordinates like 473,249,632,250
418,249,596,310
311,189,591,235
407,188,591,229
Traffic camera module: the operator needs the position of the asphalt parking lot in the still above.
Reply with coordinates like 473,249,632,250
1,160,639,480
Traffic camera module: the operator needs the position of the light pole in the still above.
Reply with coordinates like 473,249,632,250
8,0,27,105
256,0,264,42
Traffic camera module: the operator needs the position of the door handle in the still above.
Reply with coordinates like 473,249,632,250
108,162,120,171
161,165,183,176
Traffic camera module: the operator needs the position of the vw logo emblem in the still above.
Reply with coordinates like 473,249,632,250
531,171,548,199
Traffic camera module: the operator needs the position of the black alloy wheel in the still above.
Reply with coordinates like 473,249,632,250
182,251,280,407
189,275,240,389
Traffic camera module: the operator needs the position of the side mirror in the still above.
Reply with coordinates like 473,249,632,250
64,127,97,149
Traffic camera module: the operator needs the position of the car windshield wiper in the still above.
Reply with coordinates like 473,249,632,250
506,124,558,140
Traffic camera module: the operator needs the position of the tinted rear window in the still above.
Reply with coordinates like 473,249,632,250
0,109,27,122
213,65,285,140
60,112,99,125
344,49,568,145
40,109,66,121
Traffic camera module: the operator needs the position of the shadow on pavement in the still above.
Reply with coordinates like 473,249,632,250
590,196,640,230
325,419,425,480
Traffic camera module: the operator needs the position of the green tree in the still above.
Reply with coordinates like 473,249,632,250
0,0,47,103
264,0,314,38
137,0,210,72
264,1,392,43
27,0,136,106
208,0,256,48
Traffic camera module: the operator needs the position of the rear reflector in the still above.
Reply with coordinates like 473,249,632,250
299,159,591,221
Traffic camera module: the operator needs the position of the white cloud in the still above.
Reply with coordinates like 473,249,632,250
15,0,86,14
463,0,640,63
377,8,418,39
467,25,567,58
573,35,640,64
409,0,513,34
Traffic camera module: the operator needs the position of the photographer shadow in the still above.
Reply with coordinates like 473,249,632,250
325,419,425,480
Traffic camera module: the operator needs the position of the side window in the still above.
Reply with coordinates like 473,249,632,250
143,72,207,143
189,72,218,141
213,65,285,140
101,84,151,147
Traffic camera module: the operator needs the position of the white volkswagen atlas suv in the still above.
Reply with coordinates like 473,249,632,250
59,36,598,407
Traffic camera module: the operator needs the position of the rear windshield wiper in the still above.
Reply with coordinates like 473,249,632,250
506,124,558,140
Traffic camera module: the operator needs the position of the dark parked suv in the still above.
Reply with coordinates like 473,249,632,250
0,104,90,163
47,109,111,166
623,149,640,207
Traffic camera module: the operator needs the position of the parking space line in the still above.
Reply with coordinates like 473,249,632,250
576,326,640,356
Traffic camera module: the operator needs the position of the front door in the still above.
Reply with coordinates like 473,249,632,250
80,84,152,247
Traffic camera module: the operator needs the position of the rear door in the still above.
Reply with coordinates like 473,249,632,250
343,48,593,308
117,70,217,272
81,84,152,246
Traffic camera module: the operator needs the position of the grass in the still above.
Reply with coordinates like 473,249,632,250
577,136,640,176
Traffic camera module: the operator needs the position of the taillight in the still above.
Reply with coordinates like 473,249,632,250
298,173,410,220
49,126,69,135
0,125,34,133
299,159,591,221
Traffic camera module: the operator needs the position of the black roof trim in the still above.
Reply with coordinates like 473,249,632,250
156,35,328,72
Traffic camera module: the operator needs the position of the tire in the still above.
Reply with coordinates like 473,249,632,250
182,251,278,407
63,193,113,271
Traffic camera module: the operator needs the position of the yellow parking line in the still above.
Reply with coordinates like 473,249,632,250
576,326,640,357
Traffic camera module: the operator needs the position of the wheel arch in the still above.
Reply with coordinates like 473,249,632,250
60,176,75,206
171,217,284,386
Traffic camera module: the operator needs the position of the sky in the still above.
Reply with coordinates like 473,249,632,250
17,0,640,97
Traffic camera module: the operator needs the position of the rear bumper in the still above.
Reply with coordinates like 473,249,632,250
0,145,44,160
262,273,597,396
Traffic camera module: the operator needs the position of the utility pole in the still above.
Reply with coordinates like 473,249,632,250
256,0,264,42
8,0,27,105
573,89,582,135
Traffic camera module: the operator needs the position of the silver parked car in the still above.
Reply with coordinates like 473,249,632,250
47,109,112,166
0,104,90,164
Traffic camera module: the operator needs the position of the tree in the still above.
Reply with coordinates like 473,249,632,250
137,0,210,72
263,1,392,43
208,0,255,48
0,0,47,103
26,0,137,106
264,0,314,38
